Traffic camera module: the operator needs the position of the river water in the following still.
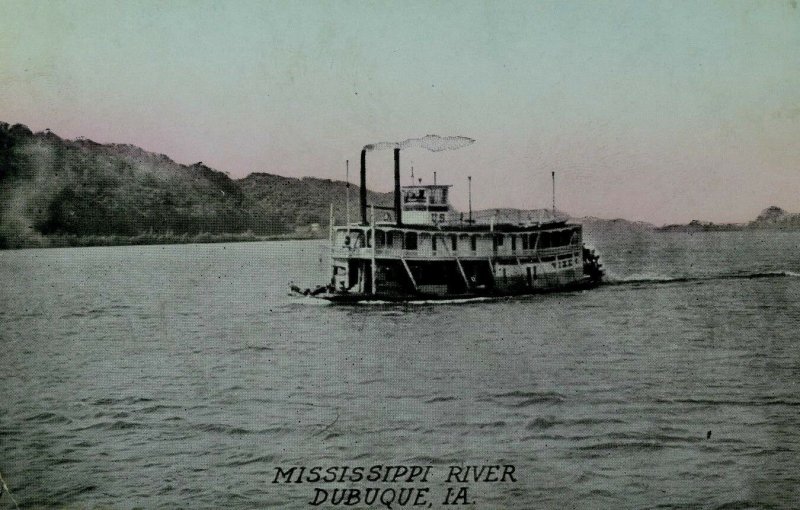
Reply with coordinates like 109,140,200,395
1,230,799,509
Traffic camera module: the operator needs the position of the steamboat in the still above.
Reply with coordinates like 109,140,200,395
291,141,603,303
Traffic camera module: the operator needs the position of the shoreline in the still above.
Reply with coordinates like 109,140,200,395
4,225,800,251
0,231,327,251
655,225,800,233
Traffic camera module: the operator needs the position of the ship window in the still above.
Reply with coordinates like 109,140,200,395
405,232,418,250
496,235,504,246
522,235,529,250
375,230,385,248
529,233,538,248
386,232,394,248
511,235,517,251
540,232,550,248
432,235,437,251
404,189,427,204
470,235,477,251
451,235,457,251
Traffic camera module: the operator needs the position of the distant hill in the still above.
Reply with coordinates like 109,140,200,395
657,206,800,232
656,220,745,232
3,122,795,249
0,122,286,248
749,206,800,228
239,173,391,229
473,208,657,236
0,123,386,248
472,208,565,224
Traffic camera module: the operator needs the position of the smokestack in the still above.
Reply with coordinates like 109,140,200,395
394,148,402,226
468,176,472,223
360,149,367,225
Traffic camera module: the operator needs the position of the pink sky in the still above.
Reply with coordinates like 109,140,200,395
2,1,798,224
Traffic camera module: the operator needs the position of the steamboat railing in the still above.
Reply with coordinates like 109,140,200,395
332,246,579,260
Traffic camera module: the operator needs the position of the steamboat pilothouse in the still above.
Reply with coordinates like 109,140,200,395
292,142,603,302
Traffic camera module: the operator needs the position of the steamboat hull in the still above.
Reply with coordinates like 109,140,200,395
310,276,601,304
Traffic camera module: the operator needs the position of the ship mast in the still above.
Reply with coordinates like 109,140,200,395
345,160,350,236
328,203,334,268
370,205,376,295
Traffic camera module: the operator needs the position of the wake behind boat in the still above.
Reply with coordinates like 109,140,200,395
290,137,603,303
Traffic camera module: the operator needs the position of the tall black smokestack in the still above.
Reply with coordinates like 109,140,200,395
394,148,402,226
360,149,367,225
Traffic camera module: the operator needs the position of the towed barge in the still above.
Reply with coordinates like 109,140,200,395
292,143,603,303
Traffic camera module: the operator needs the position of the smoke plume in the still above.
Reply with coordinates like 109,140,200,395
364,134,475,152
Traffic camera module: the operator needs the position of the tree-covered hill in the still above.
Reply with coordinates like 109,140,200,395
0,123,278,247
750,206,800,228
2,122,795,249
238,173,391,229
0,123,387,248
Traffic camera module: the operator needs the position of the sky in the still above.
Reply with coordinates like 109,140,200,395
1,0,798,224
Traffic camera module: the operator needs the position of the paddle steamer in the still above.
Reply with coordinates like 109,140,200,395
292,145,603,302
